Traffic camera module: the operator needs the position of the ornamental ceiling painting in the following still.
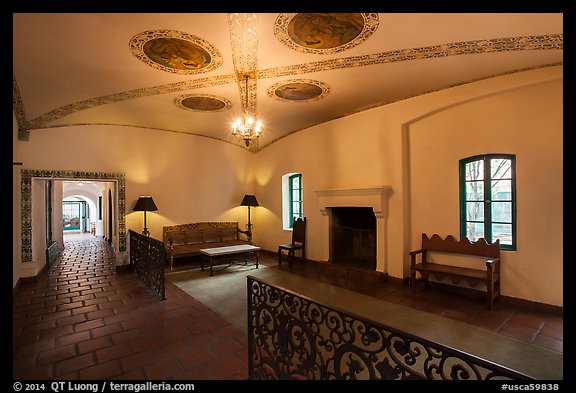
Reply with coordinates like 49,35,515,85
13,13,563,152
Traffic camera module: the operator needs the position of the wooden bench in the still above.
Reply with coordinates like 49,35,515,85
409,233,501,310
163,222,250,270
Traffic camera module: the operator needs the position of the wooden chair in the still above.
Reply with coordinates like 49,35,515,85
278,217,306,267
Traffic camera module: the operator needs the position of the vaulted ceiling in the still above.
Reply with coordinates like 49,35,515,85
12,13,563,152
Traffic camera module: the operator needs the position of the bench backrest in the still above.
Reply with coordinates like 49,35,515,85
421,233,500,258
163,222,241,246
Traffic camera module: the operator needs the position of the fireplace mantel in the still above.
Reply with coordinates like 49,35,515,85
315,186,392,217
315,186,392,273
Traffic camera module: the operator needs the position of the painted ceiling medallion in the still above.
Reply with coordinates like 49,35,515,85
275,13,379,54
268,79,330,103
130,30,222,74
176,94,231,112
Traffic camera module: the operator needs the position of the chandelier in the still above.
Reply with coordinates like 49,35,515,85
232,74,262,147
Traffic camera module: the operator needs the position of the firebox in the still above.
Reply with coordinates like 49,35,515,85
329,206,376,270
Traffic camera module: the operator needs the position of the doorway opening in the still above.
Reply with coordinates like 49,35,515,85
19,169,126,267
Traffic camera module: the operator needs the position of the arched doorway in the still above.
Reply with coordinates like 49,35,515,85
19,169,126,265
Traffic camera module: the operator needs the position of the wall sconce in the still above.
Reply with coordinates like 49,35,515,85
133,196,158,236
240,194,259,244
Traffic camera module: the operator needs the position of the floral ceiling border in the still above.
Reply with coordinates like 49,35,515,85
20,169,126,263
259,61,563,150
228,13,259,118
14,33,563,150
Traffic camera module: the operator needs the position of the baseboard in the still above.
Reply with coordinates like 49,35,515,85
14,262,50,298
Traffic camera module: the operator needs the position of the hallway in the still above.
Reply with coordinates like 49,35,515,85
13,236,563,380
13,236,249,380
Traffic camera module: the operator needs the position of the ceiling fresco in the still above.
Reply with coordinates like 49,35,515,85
269,80,330,102
130,29,223,74
176,94,232,112
13,13,563,152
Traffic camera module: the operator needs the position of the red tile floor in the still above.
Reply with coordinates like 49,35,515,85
13,235,563,380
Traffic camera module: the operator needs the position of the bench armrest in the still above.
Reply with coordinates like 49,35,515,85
237,227,252,241
486,257,500,276
409,249,424,256
165,239,174,250
409,249,426,267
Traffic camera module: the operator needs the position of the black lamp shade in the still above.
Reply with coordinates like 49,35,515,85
240,194,259,207
133,196,158,212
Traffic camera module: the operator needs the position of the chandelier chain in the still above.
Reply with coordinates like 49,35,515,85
232,74,262,148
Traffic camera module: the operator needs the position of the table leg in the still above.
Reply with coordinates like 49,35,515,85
210,256,214,276
256,251,259,269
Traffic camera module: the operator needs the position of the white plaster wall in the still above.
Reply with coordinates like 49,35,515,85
13,112,21,288
53,182,63,250
14,66,563,306
17,125,252,259
252,66,563,307
27,179,47,277
409,80,563,306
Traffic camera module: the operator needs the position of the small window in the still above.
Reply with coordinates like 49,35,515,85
460,154,516,250
289,174,303,228
282,172,303,229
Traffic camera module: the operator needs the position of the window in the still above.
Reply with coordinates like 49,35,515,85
282,172,303,229
289,174,303,227
460,154,516,250
63,201,82,231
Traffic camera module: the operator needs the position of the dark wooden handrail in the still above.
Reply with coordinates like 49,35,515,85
246,275,534,380
129,230,165,300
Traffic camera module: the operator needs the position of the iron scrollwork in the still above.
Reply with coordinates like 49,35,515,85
247,276,534,380
129,230,166,300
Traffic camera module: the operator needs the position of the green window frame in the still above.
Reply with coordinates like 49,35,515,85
288,174,303,228
459,154,516,251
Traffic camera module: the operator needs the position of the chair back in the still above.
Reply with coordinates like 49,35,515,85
292,217,306,245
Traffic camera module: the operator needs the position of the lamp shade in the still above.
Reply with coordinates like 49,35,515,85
240,194,259,207
133,196,158,212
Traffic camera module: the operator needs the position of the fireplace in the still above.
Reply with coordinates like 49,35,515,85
315,187,392,273
330,207,376,270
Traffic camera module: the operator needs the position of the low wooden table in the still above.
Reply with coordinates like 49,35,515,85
200,244,260,276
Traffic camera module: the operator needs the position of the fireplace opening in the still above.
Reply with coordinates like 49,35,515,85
329,207,376,270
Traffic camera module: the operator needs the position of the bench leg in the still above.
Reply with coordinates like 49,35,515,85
170,255,174,271
487,280,494,311
410,269,417,293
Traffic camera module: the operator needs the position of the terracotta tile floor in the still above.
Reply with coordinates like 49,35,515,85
13,237,248,380
13,236,563,380
279,259,564,354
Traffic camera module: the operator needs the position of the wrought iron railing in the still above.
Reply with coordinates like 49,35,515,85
129,230,165,300
247,275,534,380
